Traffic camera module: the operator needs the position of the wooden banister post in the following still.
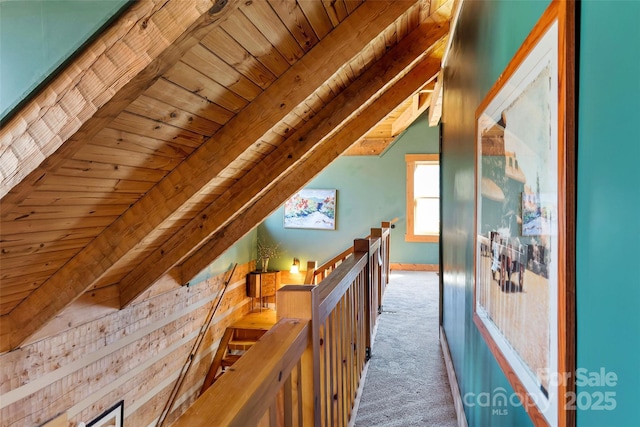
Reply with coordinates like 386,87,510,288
277,285,320,426
371,228,384,314
380,222,391,286
304,260,317,285
354,238,373,360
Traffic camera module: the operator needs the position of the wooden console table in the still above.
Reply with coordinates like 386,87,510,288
246,271,281,311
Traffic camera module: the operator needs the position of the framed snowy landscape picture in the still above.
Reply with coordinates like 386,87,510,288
284,189,336,230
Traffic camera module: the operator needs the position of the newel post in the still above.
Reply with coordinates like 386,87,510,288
380,222,391,286
354,238,374,360
303,260,317,285
277,285,320,426
371,228,383,314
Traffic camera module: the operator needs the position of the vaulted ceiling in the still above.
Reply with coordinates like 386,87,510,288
0,0,453,353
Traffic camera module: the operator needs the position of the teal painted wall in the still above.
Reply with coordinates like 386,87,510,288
187,229,257,286
441,1,549,426
443,1,640,426
259,112,440,271
576,2,640,426
0,0,130,120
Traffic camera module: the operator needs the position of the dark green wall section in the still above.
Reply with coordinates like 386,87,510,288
0,0,130,120
576,2,640,426
443,1,639,426
259,112,440,272
441,1,548,426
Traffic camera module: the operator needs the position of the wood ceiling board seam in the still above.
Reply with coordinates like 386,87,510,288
17,196,141,208
1,273,67,293
269,0,319,52
0,227,108,250
112,0,422,226
1,289,34,302
54,160,167,182
240,0,305,64
164,61,249,113
344,0,364,14
143,78,235,125
1,281,66,298
180,52,445,283
35,181,153,195
297,0,334,39
0,0,241,210
92,128,197,158
17,189,144,201
200,27,277,89
322,0,348,27
71,145,184,172
220,11,291,78
108,112,205,146
41,174,142,191
120,19,447,302
6,207,129,223
125,96,222,137
181,43,263,101
0,248,85,271
2,0,419,352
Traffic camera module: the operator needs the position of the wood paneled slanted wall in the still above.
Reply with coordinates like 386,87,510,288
0,262,255,426
0,0,455,424
0,0,453,354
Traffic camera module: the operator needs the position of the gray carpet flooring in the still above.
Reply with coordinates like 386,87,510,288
353,271,458,427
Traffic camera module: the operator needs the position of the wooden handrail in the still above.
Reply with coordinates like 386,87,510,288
314,246,354,278
172,319,309,427
306,220,392,285
317,251,368,322
173,221,393,426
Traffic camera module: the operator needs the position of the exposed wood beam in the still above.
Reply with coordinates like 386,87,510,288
178,50,446,284
120,21,449,307
428,70,444,126
343,138,396,156
0,0,240,207
392,91,432,136
2,0,420,352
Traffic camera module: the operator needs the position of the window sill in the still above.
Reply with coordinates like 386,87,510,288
405,234,439,243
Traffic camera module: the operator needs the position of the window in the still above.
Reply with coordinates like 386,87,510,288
406,154,439,242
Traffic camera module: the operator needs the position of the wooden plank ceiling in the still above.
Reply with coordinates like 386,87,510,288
0,0,453,352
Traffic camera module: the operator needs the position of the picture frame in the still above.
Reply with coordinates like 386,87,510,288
473,2,575,426
86,401,124,427
284,189,336,230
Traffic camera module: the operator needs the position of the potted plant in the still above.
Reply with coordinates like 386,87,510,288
257,239,279,272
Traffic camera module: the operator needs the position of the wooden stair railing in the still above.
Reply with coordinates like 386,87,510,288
305,246,354,284
200,325,269,394
173,319,310,427
156,264,236,427
304,220,393,286
174,229,391,426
